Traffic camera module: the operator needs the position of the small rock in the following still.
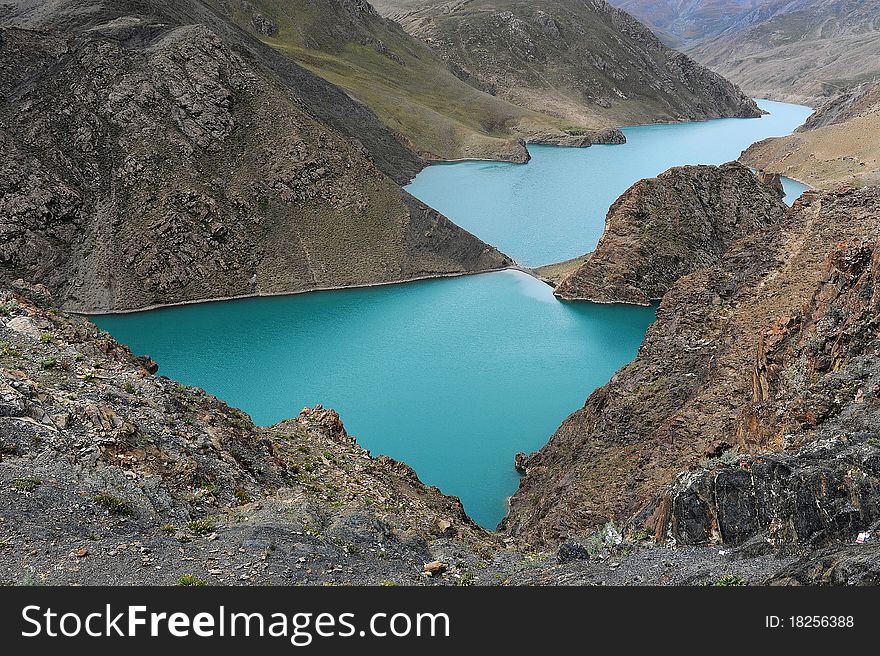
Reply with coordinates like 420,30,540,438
423,560,447,577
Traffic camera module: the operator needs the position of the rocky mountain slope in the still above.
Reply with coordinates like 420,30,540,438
205,0,628,162
372,0,761,129
505,185,880,553
0,0,510,313
684,0,880,104
611,1,778,48
553,162,787,304
742,82,880,189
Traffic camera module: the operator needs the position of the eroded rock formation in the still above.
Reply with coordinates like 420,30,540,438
554,162,787,304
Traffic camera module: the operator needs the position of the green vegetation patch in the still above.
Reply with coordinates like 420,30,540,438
715,573,746,586
187,518,216,535
93,492,135,516
11,478,41,492
177,574,207,586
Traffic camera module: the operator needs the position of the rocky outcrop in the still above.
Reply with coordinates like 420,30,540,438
798,83,880,132
373,0,762,129
656,235,880,547
554,162,787,304
504,186,880,547
0,1,510,313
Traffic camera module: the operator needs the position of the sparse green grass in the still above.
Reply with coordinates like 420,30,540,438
40,356,57,369
186,519,216,535
234,488,252,505
177,574,206,586
0,440,16,455
160,523,176,534
0,341,20,358
456,572,475,586
93,492,134,516
39,332,52,344
380,580,396,587
123,382,136,394
715,574,746,587
11,478,41,492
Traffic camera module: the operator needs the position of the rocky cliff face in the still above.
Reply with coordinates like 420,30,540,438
553,162,787,305
504,186,880,548
658,234,880,548
741,83,880,189
372,0,762,129
0,1,509,313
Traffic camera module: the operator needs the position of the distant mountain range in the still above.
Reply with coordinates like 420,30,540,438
611,0,880,104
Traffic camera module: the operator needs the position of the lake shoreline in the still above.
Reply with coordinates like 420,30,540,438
77,266,541,316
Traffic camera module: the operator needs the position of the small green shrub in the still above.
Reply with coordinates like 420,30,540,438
40,357,57,369
186,519,216,535
177,574,206,587
39,332,52,344
123,382,136,394
380,580,396,587
0,440,16,455
11,478,41,492
0,341,19,358
715,574,746,587
456,572,475,587
160,523,176,534
93,492,134,516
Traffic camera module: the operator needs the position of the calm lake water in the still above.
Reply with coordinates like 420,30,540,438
93,100,812,528
407,99,813,266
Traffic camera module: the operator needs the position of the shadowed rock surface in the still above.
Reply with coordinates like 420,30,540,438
553,162,787,305
0,0,510,313
504,186,880,550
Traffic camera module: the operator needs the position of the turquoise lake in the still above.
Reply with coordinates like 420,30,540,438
407,99,813,266
93,99,812,528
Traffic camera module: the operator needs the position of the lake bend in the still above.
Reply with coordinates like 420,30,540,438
93,100,813,528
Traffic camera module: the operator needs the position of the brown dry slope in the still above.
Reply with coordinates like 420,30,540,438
504,185,880,547
741,82,880,190
0,0,509,313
